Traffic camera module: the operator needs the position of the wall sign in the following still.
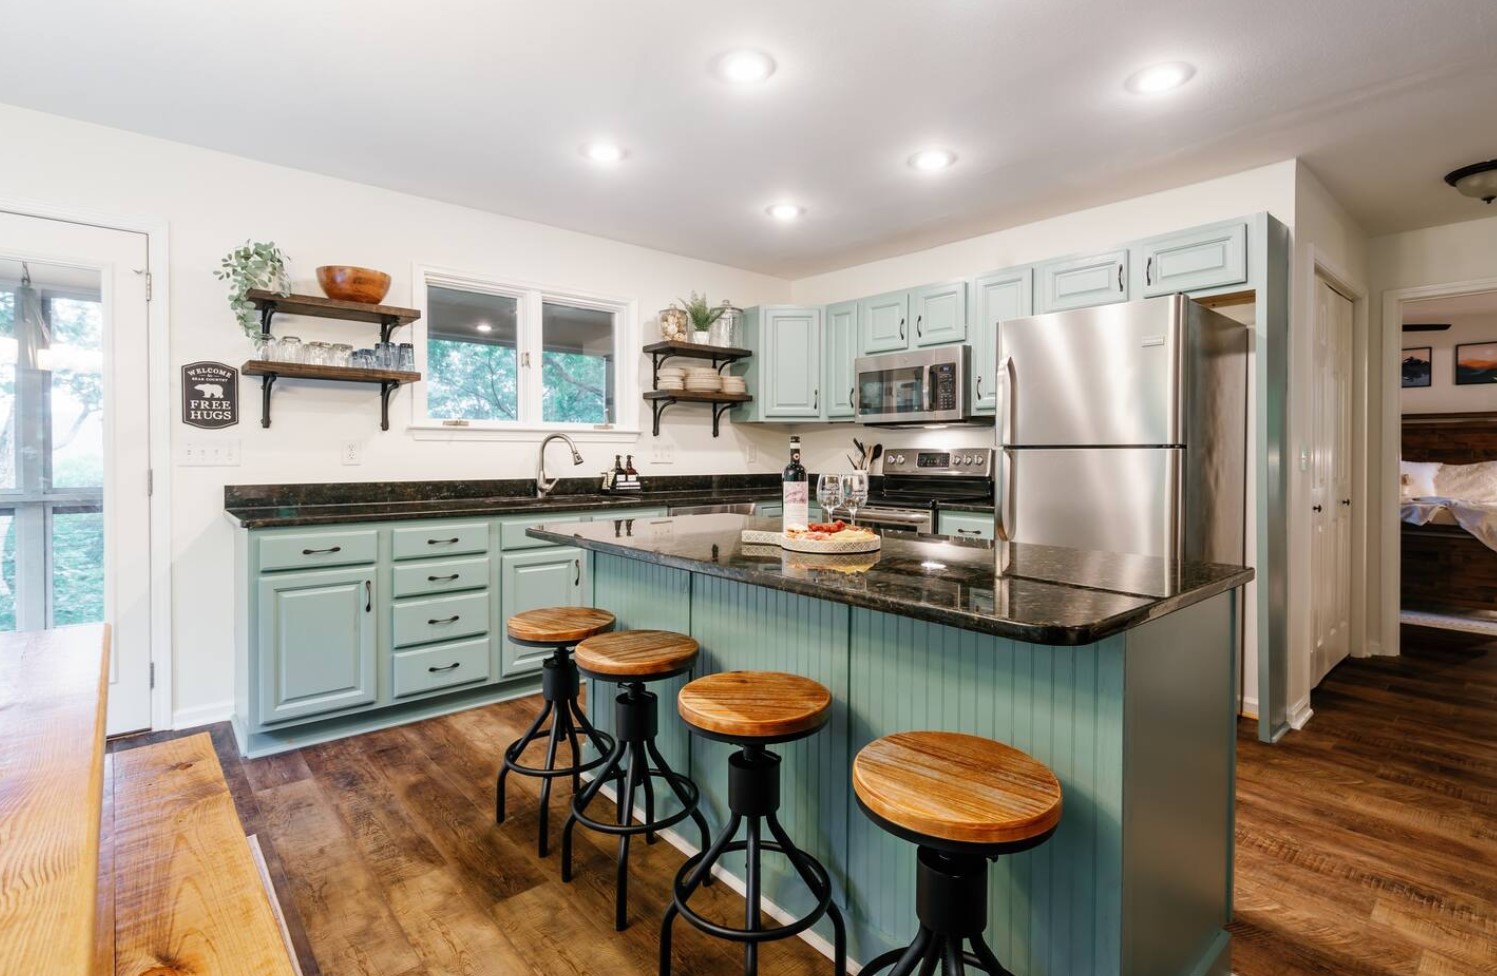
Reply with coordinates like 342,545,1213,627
182,361,240,429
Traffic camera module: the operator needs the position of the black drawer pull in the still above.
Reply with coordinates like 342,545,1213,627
428,662,462,673
302,545,342,555
956,528,982,536
428,573,461,582
428,537,461,545
428,614,461,625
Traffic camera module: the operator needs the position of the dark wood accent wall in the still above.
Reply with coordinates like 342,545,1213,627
1401,413,1497,613
1402,412,1497,464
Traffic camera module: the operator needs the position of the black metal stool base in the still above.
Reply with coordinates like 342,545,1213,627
495,646,615,857
858,847,1014,976
561,682,714,931
661,744,847,976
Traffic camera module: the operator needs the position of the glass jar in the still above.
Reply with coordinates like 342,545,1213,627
330,343,354,368
710,300,742,347
275,336,302,363
305,341,332,367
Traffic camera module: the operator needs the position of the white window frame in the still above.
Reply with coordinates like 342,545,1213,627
409,264,641,442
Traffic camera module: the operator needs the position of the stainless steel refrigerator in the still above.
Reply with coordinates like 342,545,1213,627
994,294,1247,572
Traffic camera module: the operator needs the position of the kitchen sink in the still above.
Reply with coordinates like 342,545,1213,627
666,502,758,516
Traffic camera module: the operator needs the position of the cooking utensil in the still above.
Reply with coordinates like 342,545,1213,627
868,444,883,470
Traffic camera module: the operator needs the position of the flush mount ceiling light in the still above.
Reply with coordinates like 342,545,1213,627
766,202,804,221
1124,61,1196,94
581,141,625,164
908,149,958,172
1445,159,1497,204
714,49,776,85
475,322,493,333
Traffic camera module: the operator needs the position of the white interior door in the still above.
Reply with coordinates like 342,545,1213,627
0,211,153,733
1311,278,1353,686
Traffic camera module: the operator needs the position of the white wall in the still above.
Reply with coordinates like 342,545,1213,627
1401,314,1497,413
0,103,792,725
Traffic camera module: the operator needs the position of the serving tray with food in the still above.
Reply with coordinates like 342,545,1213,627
740,520,882,553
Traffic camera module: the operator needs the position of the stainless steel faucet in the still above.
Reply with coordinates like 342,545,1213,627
536,433,584,497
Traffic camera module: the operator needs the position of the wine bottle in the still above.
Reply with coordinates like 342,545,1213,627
782,435,809,529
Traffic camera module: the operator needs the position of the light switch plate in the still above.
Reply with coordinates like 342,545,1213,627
652,444,675,464
179,439,241,466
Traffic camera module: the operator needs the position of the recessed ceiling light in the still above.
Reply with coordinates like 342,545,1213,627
715,49,776,85
1124,61,1196,94
581,142,625,164
908,149,958,172
475,322,493,333
766,203,803,221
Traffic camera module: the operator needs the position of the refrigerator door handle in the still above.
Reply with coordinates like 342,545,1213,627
995,355,1016,545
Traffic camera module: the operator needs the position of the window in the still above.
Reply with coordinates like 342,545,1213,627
415,269,632,434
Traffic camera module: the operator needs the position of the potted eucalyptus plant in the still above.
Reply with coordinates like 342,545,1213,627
215,240,290,345
681,291,725,345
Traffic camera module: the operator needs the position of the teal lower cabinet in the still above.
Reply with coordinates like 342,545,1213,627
255,566,378,724
500,545,591,676
586,552,1237,976
936,508,995,540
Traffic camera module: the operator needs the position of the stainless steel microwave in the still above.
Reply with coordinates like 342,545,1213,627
854,346,980,426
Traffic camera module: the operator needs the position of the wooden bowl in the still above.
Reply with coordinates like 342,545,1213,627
316,266,391,304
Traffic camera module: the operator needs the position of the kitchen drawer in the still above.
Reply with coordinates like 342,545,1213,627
391,555,491,598
937,509,995,541
258,528,379,572
390,521,490,560
392,636,491,698
392,590,490,648
499,511,593,550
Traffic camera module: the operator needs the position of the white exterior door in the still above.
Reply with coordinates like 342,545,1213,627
1311,278,1353,686
0,211,153,733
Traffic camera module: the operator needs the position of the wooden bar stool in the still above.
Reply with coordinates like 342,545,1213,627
852,731,1063,976
561,630,714,931
661,671,847,976
496,606,617,857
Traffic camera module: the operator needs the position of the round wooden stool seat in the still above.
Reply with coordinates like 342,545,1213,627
853,731,1062,848
677,671,832,742
506,606,615,646
574,630,699,680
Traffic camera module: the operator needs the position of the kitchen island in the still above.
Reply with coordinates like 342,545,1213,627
530,513,1251,976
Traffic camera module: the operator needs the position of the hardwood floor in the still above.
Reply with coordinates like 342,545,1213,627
1231,626,1497,976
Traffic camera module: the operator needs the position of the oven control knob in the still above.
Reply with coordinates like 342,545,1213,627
953,456,964,466
891,454,904,464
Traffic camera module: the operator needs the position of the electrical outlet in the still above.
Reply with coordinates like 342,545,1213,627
179,439,241,466
652,444,675,464
341,441,363,465
742,440,758,463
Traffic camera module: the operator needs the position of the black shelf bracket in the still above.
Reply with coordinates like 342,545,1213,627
379,316,402,344
647,396,735,438
259,303,277,337
258,373,276,428
379,380,400,431
650,397,674,437
711,401,734,437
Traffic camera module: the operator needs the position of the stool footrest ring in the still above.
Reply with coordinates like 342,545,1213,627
669,839,834,944
571,768,702,837
503,729,615,779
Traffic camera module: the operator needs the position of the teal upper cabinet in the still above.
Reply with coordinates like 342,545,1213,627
256,567,376,724
500,546,589,677
761,306,823,419
858,291,910,354
910,281,968,347
1035,249,1129,313
824,300,858,420
970,267,1033,415
1136,221,1248,297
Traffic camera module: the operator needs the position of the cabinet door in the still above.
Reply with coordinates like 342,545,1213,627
1138,221,1248,297
824,301,859,420
1035,249,1129,313
764,307,823,419
256,568,376,724
970,268,1033,414
500,546,590,677
858,291,910,354
911,281,968,347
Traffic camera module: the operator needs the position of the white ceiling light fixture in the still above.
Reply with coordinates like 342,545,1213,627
715,49,777,85
1124,61,1196,94
476,322,493,333
1445,160,1497,204
581,141,625,164
766,202,804,221
908,149,958,172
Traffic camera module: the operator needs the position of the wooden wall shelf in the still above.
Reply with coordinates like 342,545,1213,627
642,390,752,437
246,289,421,344
642,339,751,388
242,360,421,431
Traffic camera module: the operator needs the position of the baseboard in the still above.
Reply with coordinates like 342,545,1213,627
172,699,234,731
1238,695,1258,720
1288,695,1313,730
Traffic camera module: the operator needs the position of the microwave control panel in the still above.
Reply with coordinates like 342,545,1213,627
931,362,957,411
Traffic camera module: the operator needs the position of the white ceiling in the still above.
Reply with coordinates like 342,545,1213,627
2,0,1495,278
1404,290,1497,321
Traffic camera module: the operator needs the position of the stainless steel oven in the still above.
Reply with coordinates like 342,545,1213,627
854,346,977,426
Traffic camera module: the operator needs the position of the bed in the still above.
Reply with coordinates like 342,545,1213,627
1401,413,1497,614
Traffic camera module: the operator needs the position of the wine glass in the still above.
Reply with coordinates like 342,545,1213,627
839,471,869,526
816,474,843,523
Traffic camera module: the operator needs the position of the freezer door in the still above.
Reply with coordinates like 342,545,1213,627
998,447,1181,559
997,295,1184,447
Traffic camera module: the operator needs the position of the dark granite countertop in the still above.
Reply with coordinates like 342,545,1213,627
528,513,1252,645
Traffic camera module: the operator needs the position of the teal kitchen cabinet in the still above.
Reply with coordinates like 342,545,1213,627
501,546,591,677
255,567,377,724
733,306,824,422
824,300,859,420
1136,220,1248,298
859,290,910,354
970,266,1033,415
1035,248,1129,313
910,280,968,347
936,509,995,540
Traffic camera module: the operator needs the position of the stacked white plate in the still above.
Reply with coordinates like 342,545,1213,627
720,374,747,395
685,367,722,393
657,367,686,391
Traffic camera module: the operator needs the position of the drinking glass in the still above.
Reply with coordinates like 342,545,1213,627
275,336,302,363
816,474,843,522
353,348,375,369
839,472,869,526
397,342,415,372
306,341,331,367
375,341,395,370
330,343,354,368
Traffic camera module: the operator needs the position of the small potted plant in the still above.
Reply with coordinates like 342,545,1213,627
215,240,291,342
681,291,725,345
